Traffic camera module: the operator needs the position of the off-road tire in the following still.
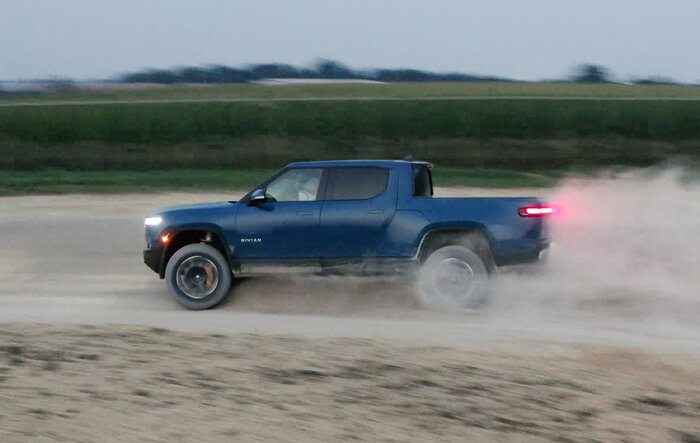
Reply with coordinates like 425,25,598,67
165,243,232,310
418,245,490,310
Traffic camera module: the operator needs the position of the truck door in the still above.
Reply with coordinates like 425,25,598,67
234,168,326,260
320,167,396,259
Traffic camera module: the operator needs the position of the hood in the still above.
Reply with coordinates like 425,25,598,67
153,201,235,215
146,201,239,229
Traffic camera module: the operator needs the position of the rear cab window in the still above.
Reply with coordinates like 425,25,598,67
329,167,389,200
413,165,433,197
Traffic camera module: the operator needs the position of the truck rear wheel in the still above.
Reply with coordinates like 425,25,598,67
418,245,489,310
165,243,232,310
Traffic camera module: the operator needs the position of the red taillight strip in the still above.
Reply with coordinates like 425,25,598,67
519,206,556,217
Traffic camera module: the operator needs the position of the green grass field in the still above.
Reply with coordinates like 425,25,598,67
0,169,269,195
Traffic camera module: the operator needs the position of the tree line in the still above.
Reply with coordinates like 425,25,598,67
120,59,511,84
119,60,683,85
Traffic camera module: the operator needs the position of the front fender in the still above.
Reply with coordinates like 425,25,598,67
159,224,232,278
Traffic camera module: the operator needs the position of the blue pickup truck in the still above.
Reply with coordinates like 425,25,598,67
144,160,552,310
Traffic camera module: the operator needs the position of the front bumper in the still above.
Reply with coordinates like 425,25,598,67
143,245,164,275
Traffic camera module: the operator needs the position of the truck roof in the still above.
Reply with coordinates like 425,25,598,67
287,159,432,168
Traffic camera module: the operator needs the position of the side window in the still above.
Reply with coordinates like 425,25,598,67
266,168,323,202
330,167,389,200
413,165,433,197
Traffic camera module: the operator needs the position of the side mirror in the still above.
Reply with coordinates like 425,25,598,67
248,189,268,206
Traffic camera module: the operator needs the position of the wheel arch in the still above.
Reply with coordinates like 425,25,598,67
415,224,496,273
160,226,230,278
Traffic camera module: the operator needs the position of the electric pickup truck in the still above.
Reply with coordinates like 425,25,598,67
143,160,552,310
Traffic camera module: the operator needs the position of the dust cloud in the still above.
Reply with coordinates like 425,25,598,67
226,275,423,317
492,167,700,325
226,167,700,326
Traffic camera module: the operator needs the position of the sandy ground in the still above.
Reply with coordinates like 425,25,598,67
1,325,699,443
0,184,698,441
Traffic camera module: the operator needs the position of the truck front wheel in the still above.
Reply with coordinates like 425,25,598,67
165,243,232,310
418,245,489,310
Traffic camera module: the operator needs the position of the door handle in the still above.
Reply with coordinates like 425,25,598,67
296,211,314,216
368,209,385,214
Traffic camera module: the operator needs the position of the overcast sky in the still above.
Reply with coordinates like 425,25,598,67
1,0,699,82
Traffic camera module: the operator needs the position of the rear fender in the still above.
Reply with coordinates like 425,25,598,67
415,224,496,273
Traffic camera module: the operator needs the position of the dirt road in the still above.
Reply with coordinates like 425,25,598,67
1,188,697,350
0,182,698,441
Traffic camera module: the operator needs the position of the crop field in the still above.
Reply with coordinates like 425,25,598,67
1,82,698,193
4,99,700,143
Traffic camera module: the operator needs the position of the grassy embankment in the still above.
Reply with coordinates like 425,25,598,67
1,83,698,194
0,168,564,195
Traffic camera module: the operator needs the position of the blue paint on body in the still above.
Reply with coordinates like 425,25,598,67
144,160,549,275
